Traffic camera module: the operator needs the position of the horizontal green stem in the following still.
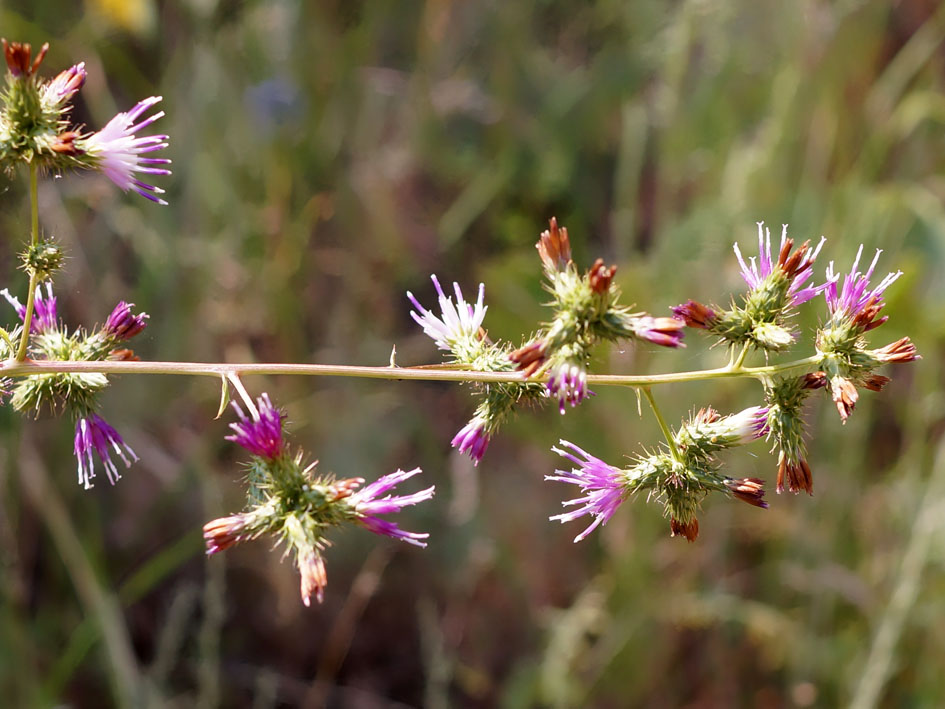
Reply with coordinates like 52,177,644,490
0,355,822,387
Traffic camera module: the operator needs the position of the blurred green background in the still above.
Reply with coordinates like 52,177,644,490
1,0,944,707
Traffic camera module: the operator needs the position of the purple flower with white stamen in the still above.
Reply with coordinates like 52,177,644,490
824,245,902,330
723,405,771,445
547,440,628,542
451,415,491,465
84,96,172,205
347,467,434,547
226,393,285,460
547,361,589,414
2,283,58,333
407,275,487,352
104,301,149,341
74,413,138,489
733,222,827,306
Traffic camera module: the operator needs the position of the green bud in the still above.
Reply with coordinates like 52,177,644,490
21,239,64,280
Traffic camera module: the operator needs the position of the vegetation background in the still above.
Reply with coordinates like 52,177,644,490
1,0,944,707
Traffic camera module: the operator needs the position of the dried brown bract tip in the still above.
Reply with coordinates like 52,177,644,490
863,374,891,392
801,371,828,390
671,300,718,329
692,406,720,426
670,517,699,542
778,238,813,279
588,258,617,294
874,337,919,363
108,348,140,362
830,376,859,422
329,477,364,501
777,455,813,495
726,477,768,508
2,39,49,77
51,131,82,155
852,294,887,332
509,340,547,378
537,217,572,272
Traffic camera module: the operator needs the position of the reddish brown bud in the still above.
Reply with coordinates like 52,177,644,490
328,477,364,500
670,517,699,542
777,455,813,495
863,374,891,392
873,337,919,363
801,371,828,389
726,477,768,508
51,131,82,155
509,340,548,378
203,514,251,554
299,550,328,607
588,258,617,294
830,376,859,422
537,217,573,272
2,39,48,77
671,300,718,329
778,239,812,280
108,348,140,362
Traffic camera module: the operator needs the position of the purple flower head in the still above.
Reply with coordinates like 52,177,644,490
547,440,627,542
724,406,770,445
734,222,827,306
84,96,172,205
2,283,58,334
225,393,285,460
104,301,149,341
547,361,590,414
407,275,487,351
74,413,138,489
347,467,434,547
451,415,491,465
43,62,86,105
824,245,902,331
631,315,686,348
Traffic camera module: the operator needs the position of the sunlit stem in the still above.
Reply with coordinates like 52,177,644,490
642,387,681,462
15,164,40,362
227,373,258,417
730,342,751,371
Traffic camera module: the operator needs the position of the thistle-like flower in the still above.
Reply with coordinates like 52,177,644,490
203,513,254,555
546,361,589,414
298,549,329,607
734,222,826,306
42,62,86,107
83,96,171,204
824,245,901,331
103,301,149,342
407,275,487,355
672,300,719,330
74,412,138,489
347,467,435,546
629,315,686,348
451,414,491,465
2,283,58,334
725,478,768,508
547,440,628,542
676,405,769,459
225,393,285,460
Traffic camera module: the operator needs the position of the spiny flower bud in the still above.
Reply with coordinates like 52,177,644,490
777,452,813,496
103,301,149,342
42,62,86,106
764,376,814,495
21,240,65,281
870,337,918,364
670,516,699,542
672,300,718,329
588,258,617,294
675,405,769,458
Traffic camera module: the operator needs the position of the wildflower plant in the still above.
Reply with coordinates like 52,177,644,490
0,40,919,608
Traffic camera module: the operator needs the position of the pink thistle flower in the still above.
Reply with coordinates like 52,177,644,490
298,549,328,607
824,245,902,331
2,283,58,334
203,514,253,555
225,393,285,460
42,62,86,105
548,440,627,542
84,96,172,205
734,222,826,306
347,467,434,547
407,275,487,352
631,315,686,348
451,415,491,465
74,413,138,489
104,301,148,341
547,361,589,414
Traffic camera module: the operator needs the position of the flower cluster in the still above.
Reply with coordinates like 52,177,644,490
674,223,826,352
0,38,170,202
548,405,770,543
3,284,148,488
203,393,435,606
